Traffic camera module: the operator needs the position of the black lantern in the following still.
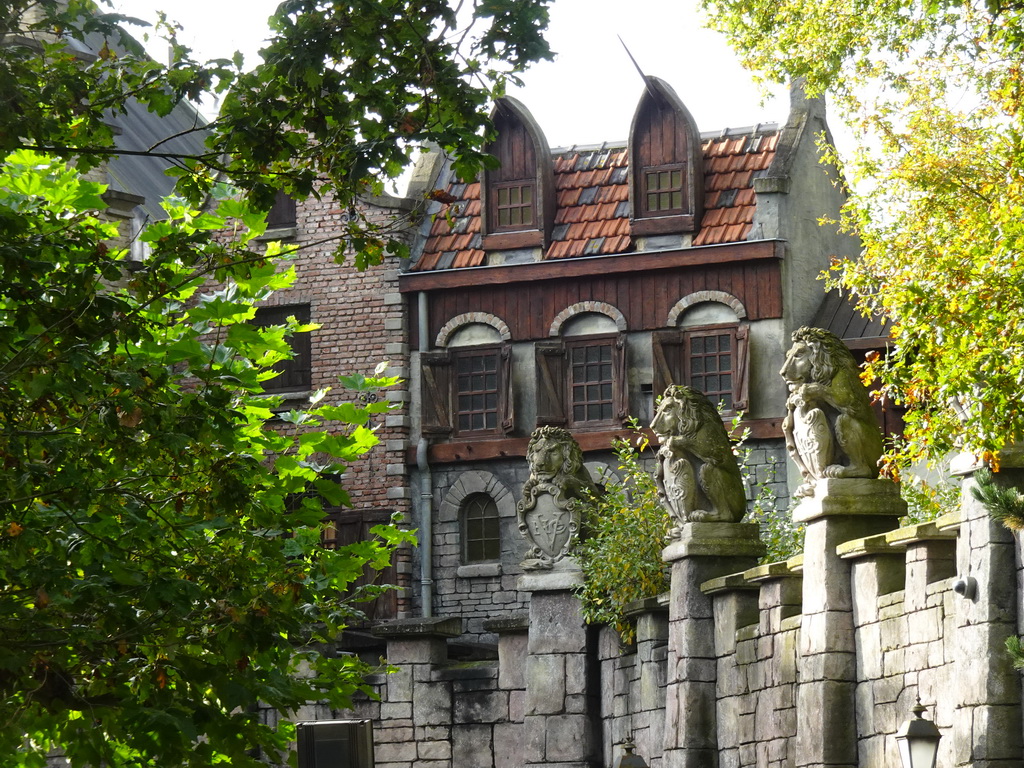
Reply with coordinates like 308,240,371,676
895,699,941,768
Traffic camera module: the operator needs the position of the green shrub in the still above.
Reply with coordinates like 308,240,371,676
574,425,669,644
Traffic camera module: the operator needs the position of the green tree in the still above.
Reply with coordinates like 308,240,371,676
0,150,415,766
0,0,552,764
701,0,1024,468
4,0,552,263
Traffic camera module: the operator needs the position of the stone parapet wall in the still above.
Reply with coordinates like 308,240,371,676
316,469,1023,768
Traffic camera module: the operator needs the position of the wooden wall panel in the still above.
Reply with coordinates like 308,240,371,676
427,260,783,344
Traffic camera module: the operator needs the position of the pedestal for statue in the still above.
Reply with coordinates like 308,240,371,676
949,453,1024,765
661,522,764,768
792,478,906,768
518,566,598,768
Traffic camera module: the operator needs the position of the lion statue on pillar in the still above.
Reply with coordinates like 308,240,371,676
780,326,883,498
517,426,597,570
651,385,747,537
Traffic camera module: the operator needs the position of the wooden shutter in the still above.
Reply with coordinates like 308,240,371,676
734,325,750,413
421,351,452,434
499,342,515,434
651,329,684,400
614,333,629,421
327,508,398,623
535,340,566,426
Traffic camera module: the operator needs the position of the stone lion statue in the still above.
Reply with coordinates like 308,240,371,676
517,426,597,569
780,327,883,498
651,385,747,535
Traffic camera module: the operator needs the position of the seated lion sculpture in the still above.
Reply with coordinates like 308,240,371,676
651,385,747,535
516,426,597,569
780,326,883,498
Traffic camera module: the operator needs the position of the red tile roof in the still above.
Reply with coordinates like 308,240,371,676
413,127,780,271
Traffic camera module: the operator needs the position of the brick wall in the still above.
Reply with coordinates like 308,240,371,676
253,191,416,614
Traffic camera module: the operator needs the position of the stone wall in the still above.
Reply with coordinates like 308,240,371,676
330,464,1024,768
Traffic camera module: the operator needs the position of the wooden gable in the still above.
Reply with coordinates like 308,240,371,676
629,77,704,236
481,97,555,250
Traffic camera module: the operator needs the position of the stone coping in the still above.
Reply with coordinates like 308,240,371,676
934,511,962,532
662,521,765,561
434,662,499,681
622,593,671,617
780,614,802,632
884,520,958,545
791,477,907,523
836,532,900,560
785,553,804,574
700,571,762,596
837,518,958,560
736,624,759,642
743,559,803,584
482,615,530,634
517,567,584,592
370,616,463,639
949,446,1024,475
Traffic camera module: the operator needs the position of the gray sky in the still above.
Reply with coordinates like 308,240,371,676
112,0,792,147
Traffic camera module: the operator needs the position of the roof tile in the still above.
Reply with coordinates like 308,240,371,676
413,125,780,270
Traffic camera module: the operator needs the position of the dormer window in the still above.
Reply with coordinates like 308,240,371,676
643,164,686,215
493,181,535,230
481,97,554,250
629,77,704,236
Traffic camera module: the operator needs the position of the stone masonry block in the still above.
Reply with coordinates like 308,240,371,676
973,704,1024,760
413,681,452,726
543,714,597,763
417,740,452,761
527,591,587,654
525,653,565,715
493,722,525,768
453,723,494,768
455,689,509,724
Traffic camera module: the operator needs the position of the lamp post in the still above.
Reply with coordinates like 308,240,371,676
895,699,941,768
613,735,649,768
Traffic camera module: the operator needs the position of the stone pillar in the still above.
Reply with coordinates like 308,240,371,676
792,478,905,768
951,455,1023,767
661,522,764,768
485,616,529,768
519,568,598,768
372,617,463,768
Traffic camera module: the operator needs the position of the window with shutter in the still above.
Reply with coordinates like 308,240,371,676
653,324,749,414
252,304,312,393
423,342,514,439
266,190,297,230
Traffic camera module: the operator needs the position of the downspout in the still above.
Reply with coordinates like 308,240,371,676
416,291,433,617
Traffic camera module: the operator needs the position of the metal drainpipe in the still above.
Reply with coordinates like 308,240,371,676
416,291,433,617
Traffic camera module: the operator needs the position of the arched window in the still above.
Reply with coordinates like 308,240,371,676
535,305,629,429
421,317,514,438
652,297,750,413
462,494,501,563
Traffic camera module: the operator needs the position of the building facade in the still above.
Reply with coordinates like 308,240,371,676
398,78,861,640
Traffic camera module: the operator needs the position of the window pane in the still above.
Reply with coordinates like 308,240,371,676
464,495,501,563
454,349,502,434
